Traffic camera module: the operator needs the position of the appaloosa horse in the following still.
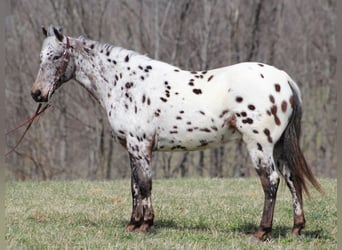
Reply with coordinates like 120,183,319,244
31,25,322,240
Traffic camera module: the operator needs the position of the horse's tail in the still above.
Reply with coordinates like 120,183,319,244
280,80,323,197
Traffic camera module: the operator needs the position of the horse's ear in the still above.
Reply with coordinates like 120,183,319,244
42,26,47,37
53,27,64,42
56,26,63,34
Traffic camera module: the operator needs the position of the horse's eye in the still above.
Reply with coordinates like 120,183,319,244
53,55,62,61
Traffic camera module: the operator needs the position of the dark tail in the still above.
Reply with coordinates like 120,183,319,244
281,81,323,197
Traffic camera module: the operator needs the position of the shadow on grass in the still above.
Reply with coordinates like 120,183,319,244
232,222,328,240
75,217,330,241
147,219,329,240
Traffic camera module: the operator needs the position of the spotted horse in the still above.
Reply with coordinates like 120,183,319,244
31,25,322,240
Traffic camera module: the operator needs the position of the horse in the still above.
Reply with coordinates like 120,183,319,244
31,25,322,240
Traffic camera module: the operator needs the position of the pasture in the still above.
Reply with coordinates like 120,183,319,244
6,178,336,249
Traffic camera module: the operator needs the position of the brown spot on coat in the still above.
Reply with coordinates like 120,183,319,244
274,83,281,92
125,82,133,89
271,105,281,125
208,75,214,81
236,96,243,103
193,89,202,95
248,104,256,110
281,101,287,112
219,109,230,118
200,128,211,133
211,126,218,131
269,95,275,103
244,118,254,124
289,95,294,107
264,128,273,143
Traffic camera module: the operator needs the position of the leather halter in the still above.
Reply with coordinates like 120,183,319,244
50,36,71,96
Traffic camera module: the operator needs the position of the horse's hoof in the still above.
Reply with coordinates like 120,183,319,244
139,223,151,233
125,224,137,232
250,235,263,243
253,230,272,242
291,226,304,238
291,231,305,238
250,235,260,242
254,231,265,241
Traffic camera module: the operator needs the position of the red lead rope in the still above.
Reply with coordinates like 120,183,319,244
5,103,51,156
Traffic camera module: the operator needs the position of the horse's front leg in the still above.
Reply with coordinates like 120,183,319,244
125,141,154,233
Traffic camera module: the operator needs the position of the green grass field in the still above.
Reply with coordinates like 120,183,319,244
5,178,336,249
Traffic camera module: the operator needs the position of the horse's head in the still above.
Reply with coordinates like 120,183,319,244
31,25,75,102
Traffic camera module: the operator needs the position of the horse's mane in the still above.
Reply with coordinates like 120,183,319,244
77,36,150,62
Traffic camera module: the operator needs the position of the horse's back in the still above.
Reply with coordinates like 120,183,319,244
153,62,297,151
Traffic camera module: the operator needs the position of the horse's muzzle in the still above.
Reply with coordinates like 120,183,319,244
31,89,48,102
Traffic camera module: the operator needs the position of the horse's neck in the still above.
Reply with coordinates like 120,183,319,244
71,37,131,107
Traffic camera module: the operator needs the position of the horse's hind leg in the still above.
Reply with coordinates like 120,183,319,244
281,166,305,236
126,140,154,233
275,154,305,236
246,142,280,240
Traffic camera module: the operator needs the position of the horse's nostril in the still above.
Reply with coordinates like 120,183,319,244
31,89,42,101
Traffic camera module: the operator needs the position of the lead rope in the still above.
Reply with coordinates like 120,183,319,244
5,103,51,156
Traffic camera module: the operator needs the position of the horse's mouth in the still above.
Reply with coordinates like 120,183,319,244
31,87,52,103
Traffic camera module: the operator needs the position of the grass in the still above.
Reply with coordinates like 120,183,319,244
6,178,336,249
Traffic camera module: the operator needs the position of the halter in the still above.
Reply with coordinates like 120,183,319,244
49,36,72,99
